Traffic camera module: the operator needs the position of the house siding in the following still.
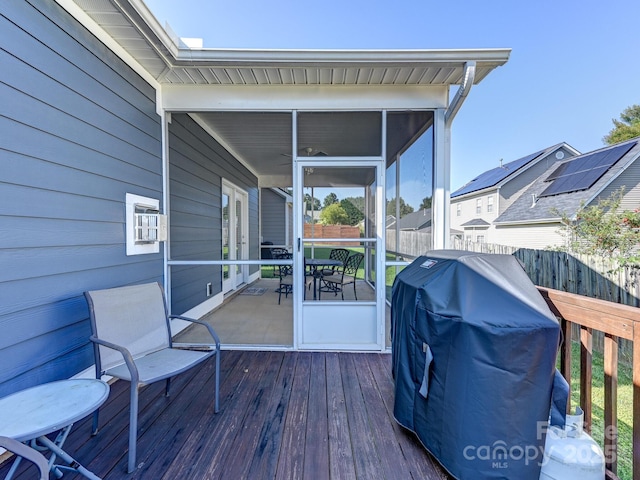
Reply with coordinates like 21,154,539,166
261,188,287,245
597,156,640,211
450,190,499,243
0,0,163,395
494,223,564,249
168,114,259,314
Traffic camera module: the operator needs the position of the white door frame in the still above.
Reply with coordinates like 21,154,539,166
293,157,385,351
222,179,249,293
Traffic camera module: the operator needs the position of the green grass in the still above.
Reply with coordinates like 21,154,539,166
563,340,633,479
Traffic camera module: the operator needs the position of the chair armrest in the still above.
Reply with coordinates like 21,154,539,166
172,343,217,352
0,436,49,480
89,335,140,383
170,315,221,347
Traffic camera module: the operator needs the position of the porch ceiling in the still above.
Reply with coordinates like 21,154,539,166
190,111,433,188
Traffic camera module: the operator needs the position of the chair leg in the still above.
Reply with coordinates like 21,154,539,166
165,378,171,397
128,384,139,473
354,281,357,301
92,409,99,435
214,351,220,413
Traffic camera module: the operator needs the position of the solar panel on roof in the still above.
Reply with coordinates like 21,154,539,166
545,163,568,181
539,142,635,197
451,150,544,197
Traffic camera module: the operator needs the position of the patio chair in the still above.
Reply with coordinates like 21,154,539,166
318,252,364,300
276,262,293,304
261,242,290,275
0,436,49,480
320,248,350,277
318,248,350,295
84,282,221,473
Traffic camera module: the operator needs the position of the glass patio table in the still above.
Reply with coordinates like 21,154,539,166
0,379,110,480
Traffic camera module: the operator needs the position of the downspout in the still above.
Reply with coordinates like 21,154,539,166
434,61,476,249
445,61,476,126
160,98,171,310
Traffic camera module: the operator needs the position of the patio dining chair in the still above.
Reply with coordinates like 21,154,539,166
317,248,350,295
0,436,49,480
318,252,364,300
320,248,350,277
84,282,221,473
275,257,294,304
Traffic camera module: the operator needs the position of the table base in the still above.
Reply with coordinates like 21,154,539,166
4,424,101,480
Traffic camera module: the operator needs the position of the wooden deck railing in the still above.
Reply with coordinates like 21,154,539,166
539,286,640,480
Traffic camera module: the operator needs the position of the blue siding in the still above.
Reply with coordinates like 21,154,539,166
0,1,162,396
169,114,259,314
261,188,287,245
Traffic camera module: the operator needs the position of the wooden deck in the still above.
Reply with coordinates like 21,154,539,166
1,351,450,479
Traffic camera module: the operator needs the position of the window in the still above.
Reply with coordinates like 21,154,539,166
476,235,485,243
487,196,494,213
456,203,461,216
476,199,482,215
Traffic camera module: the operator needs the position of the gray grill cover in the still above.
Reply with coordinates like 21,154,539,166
391,250,560,479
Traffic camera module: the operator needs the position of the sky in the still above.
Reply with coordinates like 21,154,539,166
144,0,640,191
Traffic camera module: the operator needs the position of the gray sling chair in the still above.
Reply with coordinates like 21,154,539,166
85,282,221,473
0,436,49,480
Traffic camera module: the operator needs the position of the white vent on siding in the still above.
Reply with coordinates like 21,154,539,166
126,193,166,255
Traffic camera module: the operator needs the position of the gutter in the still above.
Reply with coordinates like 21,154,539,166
445,61,476,125
493,217,562,226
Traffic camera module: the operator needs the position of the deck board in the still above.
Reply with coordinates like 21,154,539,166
0,351,451,479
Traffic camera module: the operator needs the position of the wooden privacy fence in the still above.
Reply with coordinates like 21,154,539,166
450,238,640,307
388,233,640,307
385,229,433,258
304,224,360,246
390,233,640,360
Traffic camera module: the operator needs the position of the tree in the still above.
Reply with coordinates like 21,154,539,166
340,197,365,226
304,193,321,212
554,187,640,267
386,197,414,217
419,196,432,210
603,104,640,145
323,192,339,208
319,203,350,225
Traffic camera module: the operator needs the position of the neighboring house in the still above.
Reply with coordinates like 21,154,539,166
494,138,640,249
0,0,509,395
450,143,580,243
395,208,432,232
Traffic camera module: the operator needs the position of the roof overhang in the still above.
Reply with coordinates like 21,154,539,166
64,0,510,88
61,0,510,188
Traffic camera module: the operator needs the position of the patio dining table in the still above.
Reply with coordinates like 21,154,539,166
305,258,342,300
0,379,110,480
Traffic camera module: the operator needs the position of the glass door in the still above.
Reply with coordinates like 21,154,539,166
222,181,248,293
294,161,384,350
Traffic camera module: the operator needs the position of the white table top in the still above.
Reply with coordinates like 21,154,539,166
0,379,109,442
